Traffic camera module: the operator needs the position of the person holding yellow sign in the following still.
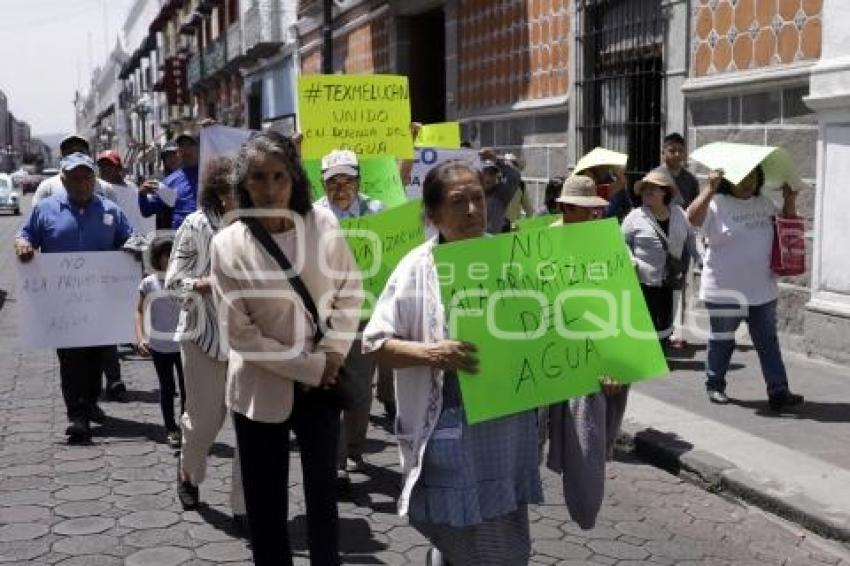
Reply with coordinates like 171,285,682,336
363,160,543,566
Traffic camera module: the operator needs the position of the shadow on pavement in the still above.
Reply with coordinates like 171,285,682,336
121,389,162,404
668,360,745,373
196,504,248,539
289,514,388,559
90,414,167,444
629,428,694,475
728,398,850,423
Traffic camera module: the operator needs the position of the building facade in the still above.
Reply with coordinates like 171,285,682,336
1,89,50,173
79,0,844,361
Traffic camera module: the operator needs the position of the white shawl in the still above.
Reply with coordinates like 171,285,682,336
362,237,445,516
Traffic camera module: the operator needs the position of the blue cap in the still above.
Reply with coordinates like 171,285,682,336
60,152,96,173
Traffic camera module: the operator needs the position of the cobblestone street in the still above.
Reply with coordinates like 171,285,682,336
2,209,850,565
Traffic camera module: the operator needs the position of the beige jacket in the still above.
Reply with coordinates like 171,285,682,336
210,207,363,423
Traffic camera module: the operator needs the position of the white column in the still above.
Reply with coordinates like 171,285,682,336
804,0,850,360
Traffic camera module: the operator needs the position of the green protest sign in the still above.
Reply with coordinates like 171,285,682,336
304,157,408,208
298,74,414,159
415,122,461,149
341,199,425,318
433,219,668,424
516,214,559,232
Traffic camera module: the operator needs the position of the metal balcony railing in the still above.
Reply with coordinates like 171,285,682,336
226,21,243,63
206,35,226,76
187,52,204,87
243,3,283,59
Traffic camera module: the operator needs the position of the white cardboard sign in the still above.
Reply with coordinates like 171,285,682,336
406,147,481,199
17,252,142,350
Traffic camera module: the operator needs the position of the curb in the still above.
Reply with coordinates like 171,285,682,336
618,422,850,543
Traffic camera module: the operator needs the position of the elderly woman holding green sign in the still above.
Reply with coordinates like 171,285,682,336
363,160,543,566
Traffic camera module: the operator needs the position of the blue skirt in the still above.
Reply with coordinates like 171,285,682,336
408,374,543,528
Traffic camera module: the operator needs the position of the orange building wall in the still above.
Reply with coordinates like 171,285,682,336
693,0,822,77
457,0,570,111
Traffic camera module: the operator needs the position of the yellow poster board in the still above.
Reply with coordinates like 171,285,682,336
415,122,461,149
298,74,414,160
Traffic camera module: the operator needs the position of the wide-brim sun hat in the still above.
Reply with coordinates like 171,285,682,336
633,166,677,196
574,147,628,175
555,175,609,207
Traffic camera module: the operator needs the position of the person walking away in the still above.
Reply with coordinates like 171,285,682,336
14,153,133,443
211,132,363,565
687,166,804,411
314,149,384,487
364,160,543,566
661,132,701,349
139,132,200,230
621,167,698,342
135,238,185,449
164,156,246,526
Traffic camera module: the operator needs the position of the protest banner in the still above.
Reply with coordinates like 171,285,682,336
304,156,408,208
516,214,559,232
17,252,142,350
415,122,461,149
433,219,668,424
298,74,414,160
340,199,425,317
406,147,481,199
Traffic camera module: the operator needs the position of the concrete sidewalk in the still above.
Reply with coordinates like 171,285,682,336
623,339,850,541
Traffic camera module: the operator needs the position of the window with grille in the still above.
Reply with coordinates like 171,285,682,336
575,0,666,181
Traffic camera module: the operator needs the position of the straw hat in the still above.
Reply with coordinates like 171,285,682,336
556,175,609,207
633,167,676,196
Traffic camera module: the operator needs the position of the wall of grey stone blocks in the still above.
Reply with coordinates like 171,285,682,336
686,83,818,341
461,110,569,210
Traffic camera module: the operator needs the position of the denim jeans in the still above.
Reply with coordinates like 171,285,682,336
705,300,789,396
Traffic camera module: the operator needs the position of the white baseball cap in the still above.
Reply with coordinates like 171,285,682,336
321,149,359,181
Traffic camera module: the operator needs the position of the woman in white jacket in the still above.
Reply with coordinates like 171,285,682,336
622,167,698,341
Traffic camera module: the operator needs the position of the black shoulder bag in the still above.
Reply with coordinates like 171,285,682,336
648,219,687,290
241,218,360,410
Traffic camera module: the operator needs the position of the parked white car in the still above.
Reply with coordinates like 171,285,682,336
0,174,21,215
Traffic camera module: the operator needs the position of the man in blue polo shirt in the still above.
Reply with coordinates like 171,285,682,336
139,131,199,229
15,153,133,444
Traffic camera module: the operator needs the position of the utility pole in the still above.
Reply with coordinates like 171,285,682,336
322,0,333,73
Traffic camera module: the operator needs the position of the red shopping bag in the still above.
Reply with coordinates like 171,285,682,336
771,215,806,276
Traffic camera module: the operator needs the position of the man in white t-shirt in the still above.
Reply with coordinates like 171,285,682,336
96,150,155,236
32,135,116,205
687,167,803,412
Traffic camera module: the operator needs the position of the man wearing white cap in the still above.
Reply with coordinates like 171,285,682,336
314,149,384,218
314,149,385,488
14,153,133,444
